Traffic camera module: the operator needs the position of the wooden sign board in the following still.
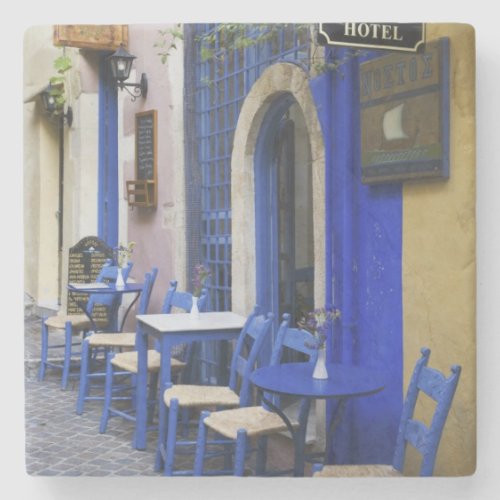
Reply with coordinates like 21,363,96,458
53,25,128,50
67,236,113,320
360,38,449,184
127,110,158,208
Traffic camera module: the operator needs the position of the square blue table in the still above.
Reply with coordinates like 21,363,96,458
134,311,247,451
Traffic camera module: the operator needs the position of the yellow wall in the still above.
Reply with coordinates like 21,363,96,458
24,26,63,310
402,24,476,476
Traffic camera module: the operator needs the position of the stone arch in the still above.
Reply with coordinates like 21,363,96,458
231,62,325,315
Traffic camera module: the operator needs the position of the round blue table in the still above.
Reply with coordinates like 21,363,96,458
250,362,386,476
67,282,143,332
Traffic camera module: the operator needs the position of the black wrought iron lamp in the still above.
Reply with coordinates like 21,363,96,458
107,44,148,101
40,84,73,127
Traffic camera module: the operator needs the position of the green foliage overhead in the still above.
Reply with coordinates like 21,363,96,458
155,23,365,83
49,52,73,114
154,24,184,64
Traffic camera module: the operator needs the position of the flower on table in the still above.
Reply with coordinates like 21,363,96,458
114,242,136,268
298,306,341,349
192,264,211,297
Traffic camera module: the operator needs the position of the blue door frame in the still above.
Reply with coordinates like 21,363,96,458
97,54,119,249
309,47,404,465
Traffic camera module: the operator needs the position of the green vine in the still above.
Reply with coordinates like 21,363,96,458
155,23,364,82
154,24,184,64
48,51,72,114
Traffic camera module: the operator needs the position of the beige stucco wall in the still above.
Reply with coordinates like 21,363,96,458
24,26,100,313
23,26,76,311
24,24,181,316
122,25,186,322
402,23,476,476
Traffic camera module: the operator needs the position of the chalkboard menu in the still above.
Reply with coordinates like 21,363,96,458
67,236,114,321
126,110,157,208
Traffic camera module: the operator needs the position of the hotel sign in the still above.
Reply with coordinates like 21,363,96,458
318,23,425,52
359,38,449,184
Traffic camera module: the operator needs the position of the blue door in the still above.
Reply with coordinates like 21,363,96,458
255,96,315,343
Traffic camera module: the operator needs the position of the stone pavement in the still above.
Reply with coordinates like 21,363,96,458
24,312,301,477
24,313,160,476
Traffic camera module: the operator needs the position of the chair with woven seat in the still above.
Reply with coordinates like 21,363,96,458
98,282,208,434
192,313,318,477
75,267,158,414
312,347,461,478
38,260,133,390
157,306,275,476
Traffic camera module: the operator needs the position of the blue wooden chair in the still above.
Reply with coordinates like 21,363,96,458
157,306,275,476
192,313,318,476
98,281,208,433
38,260,133,390
76,267,158,414
312,347,461,477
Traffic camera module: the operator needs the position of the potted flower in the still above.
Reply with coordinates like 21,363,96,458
114,242,135,288
298,306,341,379
190,264,211,318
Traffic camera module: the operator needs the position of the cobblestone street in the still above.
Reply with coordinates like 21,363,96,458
24,313,160,476
23,312,300,478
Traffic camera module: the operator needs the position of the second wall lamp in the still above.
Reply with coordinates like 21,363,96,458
107,44,148,101
40,84,73,127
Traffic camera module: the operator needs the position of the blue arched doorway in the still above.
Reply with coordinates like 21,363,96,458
254,93,315,339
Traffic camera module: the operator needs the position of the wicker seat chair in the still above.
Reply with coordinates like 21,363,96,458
98,282,208,434
157,306,274,476
312,347,461,477
192,313,318,476
38,260,133,390
75,268,158,414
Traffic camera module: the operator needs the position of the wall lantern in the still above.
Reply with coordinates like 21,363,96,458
40,84,73,127
107,44,148,101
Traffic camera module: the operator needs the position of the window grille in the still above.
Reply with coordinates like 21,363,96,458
190,23,311,312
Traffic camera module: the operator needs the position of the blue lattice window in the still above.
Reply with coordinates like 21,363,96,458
189,24,311,311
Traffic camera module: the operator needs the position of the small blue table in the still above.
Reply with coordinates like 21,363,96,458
67,282,143,332
250,362,385,476
134,311,247,452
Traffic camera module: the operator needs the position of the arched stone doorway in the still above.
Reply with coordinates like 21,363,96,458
231,63,325,325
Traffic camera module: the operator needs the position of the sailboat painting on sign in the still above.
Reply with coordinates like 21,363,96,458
383,104,408,141
360,38,449,184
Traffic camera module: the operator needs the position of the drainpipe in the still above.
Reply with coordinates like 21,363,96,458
57,113,65,305
324,47,334,358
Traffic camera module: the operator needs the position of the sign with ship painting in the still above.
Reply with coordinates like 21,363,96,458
360,38,449,184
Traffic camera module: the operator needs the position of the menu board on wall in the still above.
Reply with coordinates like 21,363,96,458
126,110,158,208
67,236,114,321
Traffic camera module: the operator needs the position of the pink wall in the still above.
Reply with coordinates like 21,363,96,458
122,24,181,325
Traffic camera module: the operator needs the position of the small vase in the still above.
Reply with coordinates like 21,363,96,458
116,267,126,288
312,347,328,379
190,296,200,319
